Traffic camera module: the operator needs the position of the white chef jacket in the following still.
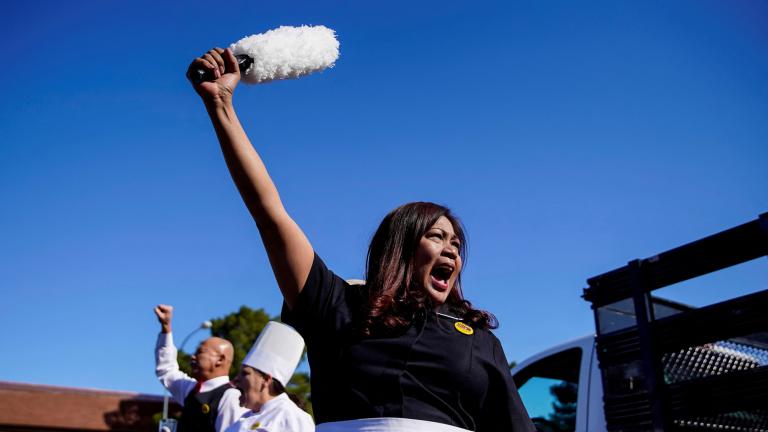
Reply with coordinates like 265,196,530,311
155,332,248,432
224,393,314,432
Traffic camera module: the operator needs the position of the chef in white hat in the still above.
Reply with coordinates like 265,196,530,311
226,321,314,432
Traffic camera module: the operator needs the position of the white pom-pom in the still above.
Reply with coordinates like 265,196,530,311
230,25,340,85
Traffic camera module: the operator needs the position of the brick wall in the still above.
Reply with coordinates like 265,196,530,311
0,381,181,432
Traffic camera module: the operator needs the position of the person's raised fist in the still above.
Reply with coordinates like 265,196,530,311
154,304,174,333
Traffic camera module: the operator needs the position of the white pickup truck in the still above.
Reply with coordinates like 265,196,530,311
511,213,768,432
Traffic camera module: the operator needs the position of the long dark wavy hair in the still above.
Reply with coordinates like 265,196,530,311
359,202,497,337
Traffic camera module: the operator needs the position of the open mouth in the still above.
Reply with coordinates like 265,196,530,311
430,264,454,291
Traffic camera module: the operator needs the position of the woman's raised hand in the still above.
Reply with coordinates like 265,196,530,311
187,46,314,310
187,48,240,107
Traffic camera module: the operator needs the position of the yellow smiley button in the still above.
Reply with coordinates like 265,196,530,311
454,322,474,335
201,403,210,414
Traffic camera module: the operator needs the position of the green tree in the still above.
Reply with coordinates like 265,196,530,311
211,306,274,375
547,381,577,431
178,306,312,416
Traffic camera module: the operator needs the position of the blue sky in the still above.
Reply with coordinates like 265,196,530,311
1,0,766,402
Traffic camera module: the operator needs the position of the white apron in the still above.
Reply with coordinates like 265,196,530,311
317,418,472,432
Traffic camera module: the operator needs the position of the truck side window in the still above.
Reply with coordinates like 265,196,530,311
513,348,582,432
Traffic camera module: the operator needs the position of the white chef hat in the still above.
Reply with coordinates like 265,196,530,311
242,321,305,387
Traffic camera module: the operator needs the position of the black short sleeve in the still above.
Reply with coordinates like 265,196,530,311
281,253,355,348
477,334,536,432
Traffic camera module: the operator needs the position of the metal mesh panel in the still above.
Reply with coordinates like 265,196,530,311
663,339,768,385
661,338,768,431
672,410,768,431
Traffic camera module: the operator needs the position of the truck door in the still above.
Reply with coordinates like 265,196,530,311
512,343,590,432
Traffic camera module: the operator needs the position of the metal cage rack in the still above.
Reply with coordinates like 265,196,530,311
583,213,768,432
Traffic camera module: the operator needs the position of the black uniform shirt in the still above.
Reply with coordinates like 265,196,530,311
282,254,534,431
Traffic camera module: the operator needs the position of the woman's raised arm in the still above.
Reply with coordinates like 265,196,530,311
188,47,313,309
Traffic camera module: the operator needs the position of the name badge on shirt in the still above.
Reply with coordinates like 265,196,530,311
455,322,474,335
249,422,262,430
